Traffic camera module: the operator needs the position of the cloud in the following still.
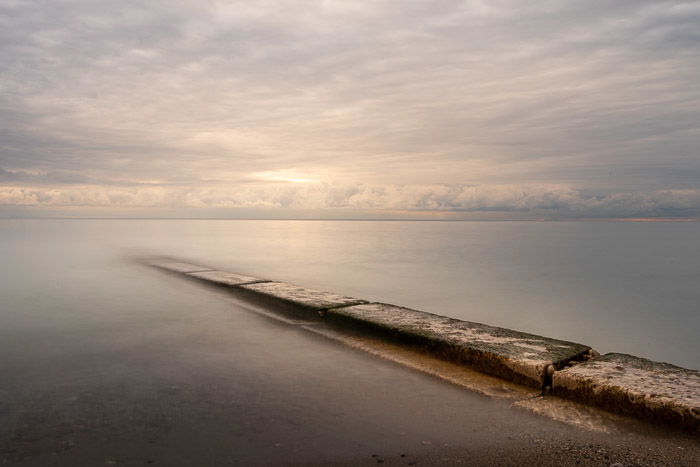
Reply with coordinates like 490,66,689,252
0,1,698,214
2,181,698,218
0,166,112,185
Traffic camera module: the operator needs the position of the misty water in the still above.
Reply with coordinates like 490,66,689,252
1,218,698,370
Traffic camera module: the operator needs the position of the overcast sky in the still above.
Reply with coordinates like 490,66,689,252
1,0,699,218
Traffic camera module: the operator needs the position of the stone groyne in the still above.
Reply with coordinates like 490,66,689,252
147,258,699,432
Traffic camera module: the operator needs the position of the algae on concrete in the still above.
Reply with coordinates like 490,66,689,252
239,281,367,311
327,303,591,388
187,270,267,286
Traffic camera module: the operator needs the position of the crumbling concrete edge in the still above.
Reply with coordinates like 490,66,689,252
143,257,699,432
552,353,699,432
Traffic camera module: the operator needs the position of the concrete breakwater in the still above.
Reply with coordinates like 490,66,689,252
147,258,699,432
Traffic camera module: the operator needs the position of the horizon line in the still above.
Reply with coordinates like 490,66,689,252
1,217,699,222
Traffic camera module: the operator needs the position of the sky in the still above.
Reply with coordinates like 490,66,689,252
1,0,699,219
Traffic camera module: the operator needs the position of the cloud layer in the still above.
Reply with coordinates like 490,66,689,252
1,1,699,217
2,179,699,218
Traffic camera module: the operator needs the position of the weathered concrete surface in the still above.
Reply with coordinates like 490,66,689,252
149,260,214,274
238,281,367,311
327,303,591,388
553,353,700,431
186,269,267,286
144,258,700,430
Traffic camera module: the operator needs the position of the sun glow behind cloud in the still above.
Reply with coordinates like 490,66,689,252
251,171,322,184
0,0,698,218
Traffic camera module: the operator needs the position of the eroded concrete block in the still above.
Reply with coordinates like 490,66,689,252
553,353,700,430
327,303,590,388
239,282,367,311
150,260,214,274
187,270,266,286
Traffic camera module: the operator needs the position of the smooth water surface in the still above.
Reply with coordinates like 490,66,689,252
1,219,698,369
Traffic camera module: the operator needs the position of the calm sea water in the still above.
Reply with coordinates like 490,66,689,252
1,219,698,369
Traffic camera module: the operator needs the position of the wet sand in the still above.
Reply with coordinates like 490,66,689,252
1,263,698,466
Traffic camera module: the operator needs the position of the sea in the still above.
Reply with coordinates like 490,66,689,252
1,218,698,369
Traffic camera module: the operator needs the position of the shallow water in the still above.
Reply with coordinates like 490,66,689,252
1,218,698,369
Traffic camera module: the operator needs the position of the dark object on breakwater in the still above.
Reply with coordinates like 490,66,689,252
146,257,699,432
